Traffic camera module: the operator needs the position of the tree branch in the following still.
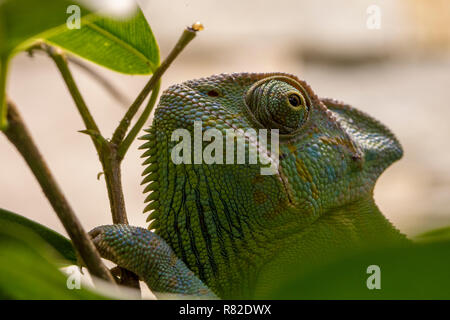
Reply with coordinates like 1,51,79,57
43,45,140,289
111,25,200,147
3,100,115,284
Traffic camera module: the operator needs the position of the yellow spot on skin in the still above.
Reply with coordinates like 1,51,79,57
253,190,268,204
170,253,178,267
287,144,297,153
199,288,210,295
311,183,320,200
295,158,313,183
320,136,358,155
169,275,178,289
206,119,216,127
252,175,265,184
295,157,320,200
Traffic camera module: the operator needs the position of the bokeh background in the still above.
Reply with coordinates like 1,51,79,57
1,0,450,247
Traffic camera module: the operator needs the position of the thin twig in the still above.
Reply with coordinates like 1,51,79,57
67,55,130,107
0,56,9,130
118,80,160,159
111,26,199,147
46,46,103,155
3,100,115,284
101,144,128,224
99,142,140,289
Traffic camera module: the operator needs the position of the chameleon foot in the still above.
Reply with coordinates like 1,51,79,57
89,224,217,299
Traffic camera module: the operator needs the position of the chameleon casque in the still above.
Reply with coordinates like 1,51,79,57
89,72,408,299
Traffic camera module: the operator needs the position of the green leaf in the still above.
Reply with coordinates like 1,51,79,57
0,222,108,299
46,9,160,74
0,0,91,57
414,225,450,243
265,240,450,299
0,1,159,129
0,208,76,264
0,0,92,129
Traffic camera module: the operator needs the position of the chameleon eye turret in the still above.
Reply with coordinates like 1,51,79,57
244,76,310,134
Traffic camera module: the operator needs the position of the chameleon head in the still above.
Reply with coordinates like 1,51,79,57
141,72,402,221
139,73,402,289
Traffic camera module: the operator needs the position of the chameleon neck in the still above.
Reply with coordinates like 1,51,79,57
252,195,409,298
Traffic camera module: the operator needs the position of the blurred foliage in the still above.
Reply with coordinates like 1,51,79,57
0,211,107,299
267,237,450,299
0,0,90,128
415,226,450,243
0,0,89,57
0,208,76,264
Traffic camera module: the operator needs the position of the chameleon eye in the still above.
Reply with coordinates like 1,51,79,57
288,93,302,107
244,76,310,134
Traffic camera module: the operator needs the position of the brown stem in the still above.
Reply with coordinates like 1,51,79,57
100,143,128,225
100,143,141,289
3,100,114,284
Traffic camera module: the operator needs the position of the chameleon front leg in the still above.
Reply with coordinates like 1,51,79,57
89,224,218,299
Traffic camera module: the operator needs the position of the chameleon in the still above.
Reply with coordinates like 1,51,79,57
89,72,408,299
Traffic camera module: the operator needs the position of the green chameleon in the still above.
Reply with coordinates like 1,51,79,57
89,73,408,299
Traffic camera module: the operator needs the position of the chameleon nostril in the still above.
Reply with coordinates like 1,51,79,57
207,90,220,97
351,152,365,170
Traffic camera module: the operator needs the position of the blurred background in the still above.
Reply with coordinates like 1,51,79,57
1,0,449,244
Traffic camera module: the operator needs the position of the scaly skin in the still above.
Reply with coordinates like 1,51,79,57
90,73,408,299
